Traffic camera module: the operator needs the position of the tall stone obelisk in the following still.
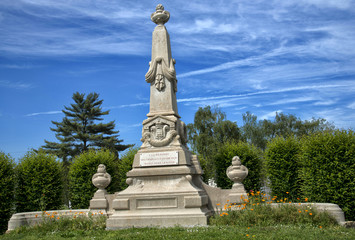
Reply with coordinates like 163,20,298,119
106,4,211,228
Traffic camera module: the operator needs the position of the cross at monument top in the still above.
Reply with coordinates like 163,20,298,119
151,4,170,25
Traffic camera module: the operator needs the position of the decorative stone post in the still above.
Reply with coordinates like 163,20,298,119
89,164,111,213
226,156,248,202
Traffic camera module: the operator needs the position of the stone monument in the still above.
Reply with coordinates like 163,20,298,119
106,4,212,228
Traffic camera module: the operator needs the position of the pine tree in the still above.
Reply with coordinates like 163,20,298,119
42,92,130,162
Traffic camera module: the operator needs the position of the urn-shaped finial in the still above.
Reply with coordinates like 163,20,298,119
226,156,248,189
92,164,111,192
151,4,170,25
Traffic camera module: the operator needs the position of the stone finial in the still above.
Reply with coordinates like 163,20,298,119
90,164,111,213
151,4,170,25
226,156,248,190
92,164,111,192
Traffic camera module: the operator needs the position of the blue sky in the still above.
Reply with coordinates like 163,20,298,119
1,0,355,161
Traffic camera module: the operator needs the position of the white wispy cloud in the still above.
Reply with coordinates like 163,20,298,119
0,80,32,89
268,97,318,106
25,111,62,117
0,64,38,69
260,110,283,120
105,102,149,109
348,102,355,109
316,108,355,129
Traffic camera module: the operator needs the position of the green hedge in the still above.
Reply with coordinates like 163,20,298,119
265,136,302,200
15,150,63,213
69,149,120,209
117,147,138,190
0,151,15,234
300,130,355,221
214,142,263,191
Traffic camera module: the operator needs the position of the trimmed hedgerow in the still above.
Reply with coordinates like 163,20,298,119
265,136,302,201
214,141,263,192
69,149,120,209
15,150,63,213
0,151,15,234
117,147,138,190
299,130,355,221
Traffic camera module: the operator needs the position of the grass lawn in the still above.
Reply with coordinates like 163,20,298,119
1,225,355,240
2,193,354,239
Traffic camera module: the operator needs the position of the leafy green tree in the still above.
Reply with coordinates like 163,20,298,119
187,106,241,181
0,151,15,234
69,149,120,209
242,111,334,150
43,92,130,162
15,150,63,213
242,112,266,150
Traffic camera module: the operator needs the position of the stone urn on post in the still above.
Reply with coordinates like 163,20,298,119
89,164,111,213
226,156,248,203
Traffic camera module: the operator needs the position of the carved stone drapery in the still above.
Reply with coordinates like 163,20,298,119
145,57,177,92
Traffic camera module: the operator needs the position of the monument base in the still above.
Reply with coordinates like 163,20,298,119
107,210,209,229
106,173,212,228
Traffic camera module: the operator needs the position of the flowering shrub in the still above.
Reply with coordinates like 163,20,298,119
210,191,338,227
15,211,106,233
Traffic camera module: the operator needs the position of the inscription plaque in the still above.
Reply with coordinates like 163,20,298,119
140,151,178,166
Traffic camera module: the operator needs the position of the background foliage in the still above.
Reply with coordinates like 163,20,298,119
265,136,302,200
0,152,15,234
299,130,355,221
69,149,120,209
117,147,138,190
187,106,241,182
213,141,263,192
15,151,63,213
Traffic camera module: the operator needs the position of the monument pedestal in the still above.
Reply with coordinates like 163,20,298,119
107,169,211,228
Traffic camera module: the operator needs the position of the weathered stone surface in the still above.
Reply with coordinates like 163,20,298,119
90,164,111,213
7,210,91,232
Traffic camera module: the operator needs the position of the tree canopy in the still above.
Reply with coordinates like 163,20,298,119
42,92,130,163
187,105,335,184
242,111,334,150
187,106,241,181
